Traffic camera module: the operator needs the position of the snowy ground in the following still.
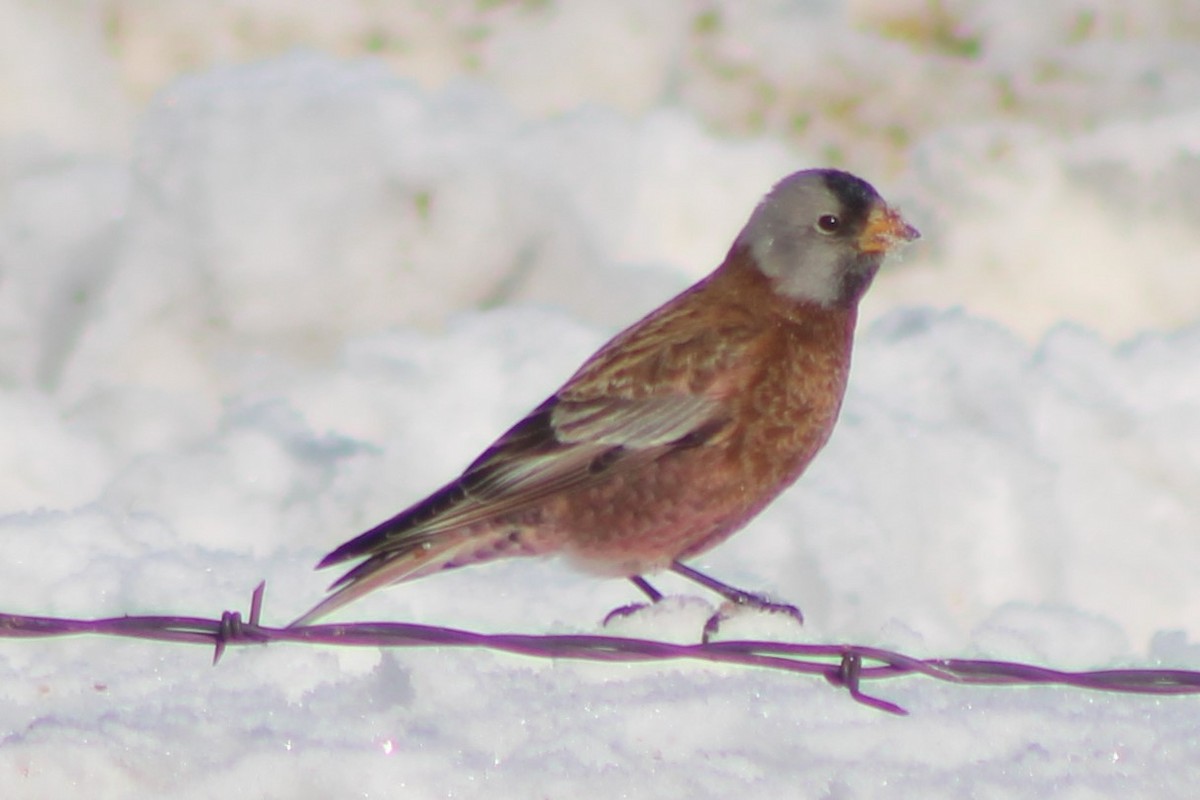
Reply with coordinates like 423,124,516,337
2,1,1200,797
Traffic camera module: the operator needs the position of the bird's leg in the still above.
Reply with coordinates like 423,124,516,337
629,575,664,603
670,560,804,639
669,561,775,606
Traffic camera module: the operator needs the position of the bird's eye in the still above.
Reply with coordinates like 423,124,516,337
816,214,840,234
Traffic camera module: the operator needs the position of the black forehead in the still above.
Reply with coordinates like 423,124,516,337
820,170,880,222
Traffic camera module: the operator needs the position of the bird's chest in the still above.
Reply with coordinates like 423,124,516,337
729,320,853,485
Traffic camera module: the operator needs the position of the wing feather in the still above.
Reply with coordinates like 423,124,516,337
317,294,764,569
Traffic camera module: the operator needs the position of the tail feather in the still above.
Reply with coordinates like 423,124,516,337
316,480,469,568
289,537,477,628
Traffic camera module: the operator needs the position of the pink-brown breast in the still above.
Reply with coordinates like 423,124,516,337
545,245,857,576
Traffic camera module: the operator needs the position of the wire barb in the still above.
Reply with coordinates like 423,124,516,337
828,651,908,715
213,583,272,665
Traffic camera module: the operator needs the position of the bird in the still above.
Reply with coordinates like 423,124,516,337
291,168,919,631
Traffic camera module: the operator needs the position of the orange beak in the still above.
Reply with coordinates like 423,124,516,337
857,204,920,254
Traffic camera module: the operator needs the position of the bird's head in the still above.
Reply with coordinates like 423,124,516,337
736,169,919,307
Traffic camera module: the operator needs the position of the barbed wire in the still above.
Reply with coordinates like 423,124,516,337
2,582,1197,715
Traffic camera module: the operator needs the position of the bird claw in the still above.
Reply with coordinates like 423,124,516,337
701,595,804,643
602,602,653,627
605,586,803,643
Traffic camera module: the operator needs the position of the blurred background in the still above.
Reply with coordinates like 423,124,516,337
4,0,1200,390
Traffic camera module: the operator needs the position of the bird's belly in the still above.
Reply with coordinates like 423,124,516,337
547,447,789,577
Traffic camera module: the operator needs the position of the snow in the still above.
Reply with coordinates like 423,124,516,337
2,1,1200,796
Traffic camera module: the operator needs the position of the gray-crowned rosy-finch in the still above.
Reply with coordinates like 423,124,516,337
292,169,918,629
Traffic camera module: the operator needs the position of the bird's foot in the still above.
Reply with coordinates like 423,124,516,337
600,574,664,626
602,601,653,626
701,594,804,643
602,595,719,641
